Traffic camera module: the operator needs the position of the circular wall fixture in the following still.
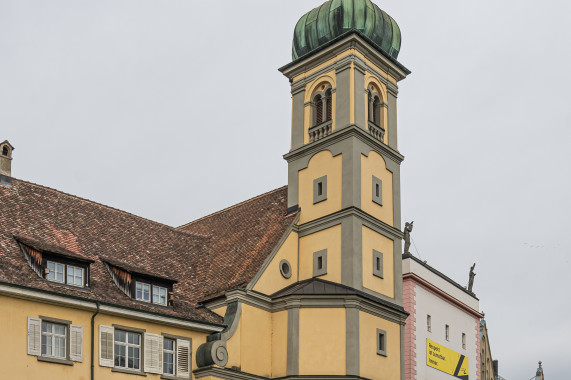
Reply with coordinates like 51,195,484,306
279,259,292,279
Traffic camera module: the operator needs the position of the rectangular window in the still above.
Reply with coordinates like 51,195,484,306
313,249,328,277
372,176,383,206
114,330,141,370
376,328,387,356
66,265,84,287
163,338,176,375
445,324,450,341
462,333,466,349
152,285,168,306
46,261,65,283
427,315,431,332
41,321,66,359
373,250,384,278
313,176,328,204
135,282,151,302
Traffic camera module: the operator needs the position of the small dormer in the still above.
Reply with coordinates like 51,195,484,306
0,140,14,179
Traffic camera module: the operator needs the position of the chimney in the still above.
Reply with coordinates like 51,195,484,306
0,140,14,185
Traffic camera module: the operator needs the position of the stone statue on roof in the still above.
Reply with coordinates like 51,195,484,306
403,221,413,254
468,263,476,293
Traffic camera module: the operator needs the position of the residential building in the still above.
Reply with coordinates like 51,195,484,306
0,1,413,380
402,253,484,380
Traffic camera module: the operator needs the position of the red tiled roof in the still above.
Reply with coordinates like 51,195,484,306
0,179,295,325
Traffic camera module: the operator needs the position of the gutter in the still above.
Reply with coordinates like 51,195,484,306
91,302,100,380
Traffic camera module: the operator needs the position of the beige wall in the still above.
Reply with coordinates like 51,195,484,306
359,311,402,380
361,151,394,225
298,150,343,224
362,225,395,298
299,224,342,283
239,305,272,376
271,310,288,378
0,294,208,380
253,231,298,295
299,308,346,375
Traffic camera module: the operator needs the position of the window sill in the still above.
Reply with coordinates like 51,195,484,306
376,351,387,357
37,356,74,366
161,375,186,380
112,367,147,376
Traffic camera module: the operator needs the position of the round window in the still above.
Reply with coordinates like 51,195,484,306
279,259,292,279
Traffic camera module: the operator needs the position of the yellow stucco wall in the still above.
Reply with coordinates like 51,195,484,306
271,310,288,378
292,50,354,83
359,311,402,380
212,306,227,318
362,226,395,298
0,294,208,380
298,150,342,224
239,304,272,376
299,224,341,283
253,231,298,295
299,308,346,375
361,151,394,225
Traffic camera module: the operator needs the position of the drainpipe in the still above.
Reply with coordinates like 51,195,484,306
91,302,100,380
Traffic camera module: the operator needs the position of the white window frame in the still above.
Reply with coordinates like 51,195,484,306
114,330,142,371
41,321,67,359
46,261,65,283
135,282,151,302
66,264,84,287
163,337,176,376
153,285,168,306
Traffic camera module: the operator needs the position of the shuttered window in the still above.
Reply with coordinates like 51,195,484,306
176,339,191,378
27,316,82,363
99,325,114,367
144,333,163,374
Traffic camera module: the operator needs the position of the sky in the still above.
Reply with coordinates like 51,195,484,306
1,0,570,378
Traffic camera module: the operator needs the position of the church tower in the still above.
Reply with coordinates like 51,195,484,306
280,0,410,378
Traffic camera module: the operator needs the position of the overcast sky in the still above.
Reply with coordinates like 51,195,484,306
1,1,570,378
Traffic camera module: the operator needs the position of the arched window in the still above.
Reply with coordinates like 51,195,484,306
1,146,8,157
314,94,323,125
373,96,381,125
325,89,332,122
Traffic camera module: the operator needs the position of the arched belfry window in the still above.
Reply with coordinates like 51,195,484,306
312,84,333,127
314,94,323,125
368,91,382,127
1,146,8,157
325,89,332,122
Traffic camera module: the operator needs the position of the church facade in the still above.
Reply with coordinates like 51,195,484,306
0,1,414,380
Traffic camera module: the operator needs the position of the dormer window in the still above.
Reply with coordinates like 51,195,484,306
133,281,169,305
45,260,87,287
17,236,92,289
2,146,8,156
103,259,176,307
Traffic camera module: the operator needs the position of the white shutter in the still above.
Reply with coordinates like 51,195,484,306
69,324,83,362
27,317,41,356
99,325,114,367
143,333,162,374
176,339,191,378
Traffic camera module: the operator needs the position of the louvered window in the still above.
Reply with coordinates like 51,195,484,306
315,95,323,125
325,90,332,121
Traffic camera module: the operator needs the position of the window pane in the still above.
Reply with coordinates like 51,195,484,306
54,324,66,335
55,336,66,358
41,334,48,355
164,338,174,351
47,262,55,280
115,330,126,343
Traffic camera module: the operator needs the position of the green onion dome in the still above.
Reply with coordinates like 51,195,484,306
292,0,402,61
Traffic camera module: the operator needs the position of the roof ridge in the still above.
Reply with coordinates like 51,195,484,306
11,177,208,240
177,185,287,229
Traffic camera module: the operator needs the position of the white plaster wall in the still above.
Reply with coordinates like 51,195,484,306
404,259,479,311
414,284,478,380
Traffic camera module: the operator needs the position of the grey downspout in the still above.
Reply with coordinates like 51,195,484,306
91,302,100,380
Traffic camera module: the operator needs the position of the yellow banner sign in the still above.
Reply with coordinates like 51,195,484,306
426,339,469,379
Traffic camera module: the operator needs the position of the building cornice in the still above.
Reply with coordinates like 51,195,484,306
195,365,372,380
0,282,224,333
403,274,483,319
283,124,404,165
